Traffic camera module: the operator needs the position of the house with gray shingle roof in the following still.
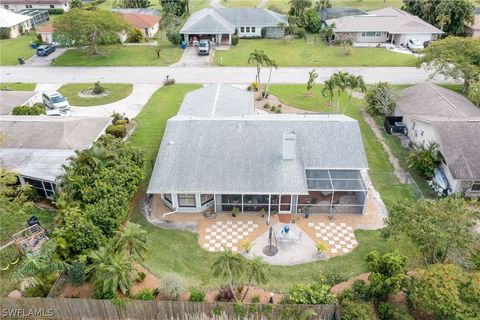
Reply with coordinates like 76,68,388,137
326,7,443,46
394,82,480,197
180,8,288,45
148,84,370,217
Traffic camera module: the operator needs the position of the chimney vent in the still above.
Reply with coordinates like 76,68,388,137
282,131,296,160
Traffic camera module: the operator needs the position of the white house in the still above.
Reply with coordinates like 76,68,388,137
180,8,288,45
147,84,369,218
326,7,443,46
394,82,480,197
0,0,69,12
0,8,31,38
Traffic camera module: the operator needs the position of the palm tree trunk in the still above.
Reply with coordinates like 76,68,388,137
441,245,450,263
227,264,237,302
241,277,253,302
264,67,273,99
257,65,261,91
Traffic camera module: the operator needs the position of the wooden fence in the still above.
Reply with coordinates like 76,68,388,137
0,298,339,320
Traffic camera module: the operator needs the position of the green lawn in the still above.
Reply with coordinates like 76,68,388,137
222,0,261,7
214,39,417,67
267,0,404,12
0,83,36,91
57,83,133,106
53,41,182,66
0,34,36,65
128,84,421,292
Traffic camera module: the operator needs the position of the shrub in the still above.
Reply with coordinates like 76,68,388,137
294,27,306,39
341,300,376,320
270,105,276,112
106,124,126,138
135,288,155,301
215,287,234,302
351,280,371,301
262,90,269,98
12,104,45,115
47,8,65,14
159,272,186,301
163,75,176,86
260,27,267,38
115,119,128,126
365,82,396,115
167,29,182,46
94,289,116,300
366,250,406,301
68,260,86,286
251,294,260,303
127,28,144,43
231,35,239,46
378,303,414,320
319,272,347,286
283,280,334,304
138,271,146,282
233,303,246,317
263,103,271,109
249,81,259,91
407,142,443,178
242,239,252,253
0,27,11,39
275,108,282,113
189,288,206,302
93,81,105,94
277,104,282,109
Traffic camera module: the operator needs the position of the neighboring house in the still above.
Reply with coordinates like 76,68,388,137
121,12,160,38
0,8,31,38
147,84,369,217
393,82,480,197
0,90,38,115
36,21,52,43
465,8,480,38
180,8,288,45
0,0,69,11
326,7,443,45
14,8,48,27
0,116,111,199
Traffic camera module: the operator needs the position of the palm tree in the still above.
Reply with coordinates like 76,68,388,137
248,49,267,90
115,222,148,261
211,249,245,301
321,78,335,106
263,56,278,99
322,71,351,113
241,257,267,301
88,246,135,295
319,23,335,45
11,241,65,296
342,74,367,114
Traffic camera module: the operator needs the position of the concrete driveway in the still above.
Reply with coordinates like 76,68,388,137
24,48,69,66
171,47,215,67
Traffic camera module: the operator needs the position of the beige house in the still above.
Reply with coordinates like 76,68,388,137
0,0,69,12
121,12,160,38
0,8,31,38
465,9,480,38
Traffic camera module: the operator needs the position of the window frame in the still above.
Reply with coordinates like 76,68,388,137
200,194,214,206
164,193,172,204
246,27,250,33
240,27,245,33
251,27,256,33
471,181,480,191
177,194,196,208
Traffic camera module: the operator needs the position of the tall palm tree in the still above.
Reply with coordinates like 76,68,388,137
115,222,148,261
88,246,135,295
263,56,278,99
321,78,335,106
322,71,350,113
248,49,267,90
343,74,367,113
211,249,245,301
241,257,267,301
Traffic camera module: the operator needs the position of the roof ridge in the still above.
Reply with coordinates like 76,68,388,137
431,85,457,110
211,84,221,117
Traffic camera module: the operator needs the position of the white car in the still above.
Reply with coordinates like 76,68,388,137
42,90,70,110
46,109,72,117
407,39,423,51
197,39,210,56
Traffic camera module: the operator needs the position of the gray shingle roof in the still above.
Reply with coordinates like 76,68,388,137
178,84,254,118
433,121,480,180
327,7,443,34
0,91,38,115
396,82,480,122
0,116,111,150
180,8,235,34
147,114,368,194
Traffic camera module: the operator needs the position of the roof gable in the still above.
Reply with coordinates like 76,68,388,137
121,13,160,28
180,8,234,34
0,8,31,28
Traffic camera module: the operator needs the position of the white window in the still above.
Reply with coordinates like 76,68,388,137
49,4,55,8
164,193,172,204
201,194,214,206
251,27,256,33
178,194,196,207
246,27,250,33
471,181,480,192
361,31,380,37
240,27,244,33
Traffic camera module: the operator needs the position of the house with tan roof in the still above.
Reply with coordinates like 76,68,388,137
0,0,69,12
394,82,480,197
120,12,160,38
326,7,443,46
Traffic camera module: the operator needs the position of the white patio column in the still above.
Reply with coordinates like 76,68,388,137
228,33,232,45
185,34,189,45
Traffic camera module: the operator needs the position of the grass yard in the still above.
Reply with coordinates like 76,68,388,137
53,41,182,66
266,0,403,12
222,0,261,7
214,39,417,67
57,83,133,106
0,34,36,65
128,84,421,292
0,83,36,91
0,206,55,297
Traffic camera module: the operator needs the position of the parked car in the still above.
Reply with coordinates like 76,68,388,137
42,91,70,110
36,45,56,57
46,109,71,117
197,39,210,56
406,39,423,51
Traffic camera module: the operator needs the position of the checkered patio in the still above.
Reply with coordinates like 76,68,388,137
306,222,358,255
202,220,260,252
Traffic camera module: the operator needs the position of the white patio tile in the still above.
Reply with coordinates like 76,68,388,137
326,232,333,237
237,228,244,232
232,239,238,243
205,228,211,233
221,231,227,236
316,233,322,237
247,220,253,224
314,226,321,230
226,228,232,232
319,222,325,226
216,221,223,225
324,226,331,230
322,236,329,241
227,221,233,225
237,235,243,240
339,240,346,245
203,244,209,248
351,240,358,245
340,223,347,227
331,248,338,254
333,236,339,241
226,235,232,240
226,243,233,248
344,237,351,241
214,243,221,248
342,248,349,253
242,231,249,236
346,226,353,230
247,228,253,232
328,240,335,245
335,244,341,249
220,239,227,244
329,222,336,226
232,231,238,236
205,235,211,240
346,244,353,249
253,224,259,228
209,239,216,244
215,235,222,240
237,221,243,225
308,222,314,227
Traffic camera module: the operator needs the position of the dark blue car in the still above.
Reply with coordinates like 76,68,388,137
36,45,56,57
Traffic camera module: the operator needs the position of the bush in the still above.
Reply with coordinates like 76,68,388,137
231,35,239,46
159,272,186,301
127,28,144,43
115,119,128,126
106,124,126,138
365,82,396,115
351,280,371,301
378,303,414,320
333,39,353,46
94,289,116,300
270,105,276,112
189,288,206,302
283,279,334,304
263,103,271,109
407,142,443,178
47,8,65,14
138,271,146,282
260,27,267,38
293,27,306,39
275,108,282,114
0,27,11,39
135,288,155,301
215,287,234,302
12,104,46,115
68,260,86,286
251,294,260,303
167,29,182,46
163,75,176,86
341,300,376,320
366,250,406,301
93,81,105,94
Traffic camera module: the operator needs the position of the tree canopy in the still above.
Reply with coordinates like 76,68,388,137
53,9,129,54
0,168,33,215
160,0,189,17
402,0,474,35
114,0,152,8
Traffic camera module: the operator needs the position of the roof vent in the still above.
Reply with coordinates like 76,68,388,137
168,141,174,145
282,131,296,160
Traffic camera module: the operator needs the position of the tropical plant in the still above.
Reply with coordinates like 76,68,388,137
242,240,252,253
340,300,376,320
159,272,186,300
263,55,278,99
68,259,87,286
322,71,366,113
321,79,335,106
115,222,148,261
407,142,442,178
316,242,327,254
378,303,414,320
315,0,331,10
0,168,33,215
319,23,335,45
241,257,267,301
289,0,312,17
189,288,206,302
114,0,151,8
306,69,318,91
135,288,155,300
365,82,397,115
283,275,334,304
127,28,144,43
211,250,246,301
93,81,105,94
248,50,268,92
160,0,189,16
366,251,406,301
468,78,480,107
69,0,83,9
